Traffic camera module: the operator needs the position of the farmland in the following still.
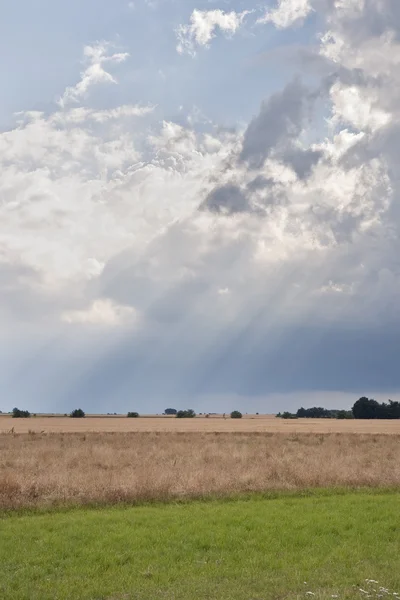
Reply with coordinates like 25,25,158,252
2,419,400,600
3,413,400,434
1,430,400,509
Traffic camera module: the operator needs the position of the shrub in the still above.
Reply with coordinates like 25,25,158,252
12,407,31,418
230,411,242,419
70,408,85,418
281,411,298,419
127,412,139,418
176,409,196,418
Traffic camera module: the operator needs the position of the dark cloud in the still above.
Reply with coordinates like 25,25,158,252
281,147,323,179
200,184,250,215
239,79,309,169
246,176,274,192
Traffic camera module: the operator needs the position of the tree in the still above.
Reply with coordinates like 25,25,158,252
353,397,381,419
387,400,400,419
230,411,242,419
281,411,298,419
165,408,177,415
352,397,400,419
127,412,139,418
296,407,333,418
70,408,85,418
176,409,196,418
337,410,353,419
12,407,31,418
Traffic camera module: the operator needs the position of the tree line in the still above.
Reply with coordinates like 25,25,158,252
10,398,400,420
10,407,244,419
277,397,400,420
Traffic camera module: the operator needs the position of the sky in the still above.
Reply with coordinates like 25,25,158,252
1,0,400,414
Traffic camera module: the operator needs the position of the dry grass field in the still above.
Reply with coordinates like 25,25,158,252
1,430,400,510
3,414,400,433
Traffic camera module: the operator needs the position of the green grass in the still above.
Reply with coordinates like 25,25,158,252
1,491,400,600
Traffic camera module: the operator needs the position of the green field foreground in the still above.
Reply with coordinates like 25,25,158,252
1,491,400,600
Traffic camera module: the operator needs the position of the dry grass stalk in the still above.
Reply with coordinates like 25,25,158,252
1,432,399,510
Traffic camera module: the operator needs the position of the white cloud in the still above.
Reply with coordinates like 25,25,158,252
50,104,155,125
176,9,250,56
329,83,391,132
3,0,400,408
258,0,313,28
62,299,136,325
58,42,129,107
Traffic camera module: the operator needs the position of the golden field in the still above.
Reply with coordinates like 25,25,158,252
1,428,400,509
3,414,400,433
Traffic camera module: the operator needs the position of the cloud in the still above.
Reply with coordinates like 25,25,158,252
258,0,313,28
239,79,311,169
200,184,250,214
62,299,136,325
58,42,129,107
3,0,400,411
176,9,250,56
51,105,155,125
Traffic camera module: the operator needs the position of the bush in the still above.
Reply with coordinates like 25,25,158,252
12,407,31,418
230,411,242,419
281,411,298,419
176,409,196,418
127,412,139,418
70,408,85,418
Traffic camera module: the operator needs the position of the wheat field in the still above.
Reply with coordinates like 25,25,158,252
1,430,400,509
3,414,400,433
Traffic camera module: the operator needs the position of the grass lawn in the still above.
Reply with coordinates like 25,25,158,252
1,491,400,600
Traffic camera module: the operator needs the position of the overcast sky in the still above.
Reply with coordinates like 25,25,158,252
1,0,400,414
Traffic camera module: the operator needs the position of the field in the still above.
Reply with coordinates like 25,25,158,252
2,416,400,600
1,491,400,600
3,414,400,433
2,431,400,509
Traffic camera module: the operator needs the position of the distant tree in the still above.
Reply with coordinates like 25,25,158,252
165,408,177,415
230,411,243,419
281,411,298,419
12,407,31,418
336,410,353,420
127,412,139,418
352,397,380,419
70,408,85,418
387,400,400,419
176,409,196,418
352,397,400,419
296,407,333,418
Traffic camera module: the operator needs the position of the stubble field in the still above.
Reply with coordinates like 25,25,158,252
1,426,400,510
3,414,400,434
